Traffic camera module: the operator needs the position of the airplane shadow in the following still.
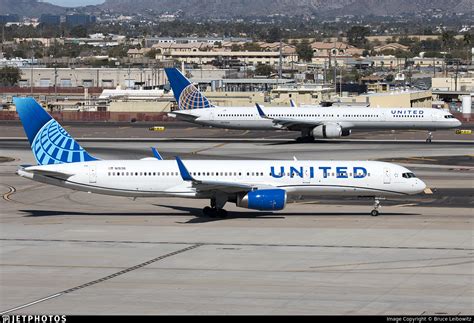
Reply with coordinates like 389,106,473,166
20,205,420,225
266,140,474,146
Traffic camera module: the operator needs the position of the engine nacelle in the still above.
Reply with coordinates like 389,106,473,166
236,189,287,211
341,129,351,137
311,124,342,138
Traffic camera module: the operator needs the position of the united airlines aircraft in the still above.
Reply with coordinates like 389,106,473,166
165,68,461,142
14,97,426,217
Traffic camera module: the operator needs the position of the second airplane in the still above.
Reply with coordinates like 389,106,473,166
165,68,461,142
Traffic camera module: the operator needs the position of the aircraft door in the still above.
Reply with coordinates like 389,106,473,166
208,109,215,121
89,164,97,183
383,167,391,184
303,168,311,184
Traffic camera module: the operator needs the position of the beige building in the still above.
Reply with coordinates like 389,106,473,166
271,84,334,105
157,51,299,66
339,90,432,108
373,43,410,53
311,41,364,57
19,67,166,88
153,42,212,53
370,55,404,69
432,77,474,92
412,57,444,68
108,100,172,112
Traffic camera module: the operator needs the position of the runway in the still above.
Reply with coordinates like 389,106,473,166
0,125,473,315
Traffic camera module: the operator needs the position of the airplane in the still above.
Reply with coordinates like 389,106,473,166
165,68,461,142
14,97,427,217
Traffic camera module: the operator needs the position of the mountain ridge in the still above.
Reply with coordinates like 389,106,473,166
1,0,472,17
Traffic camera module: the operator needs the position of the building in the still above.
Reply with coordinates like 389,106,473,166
153,42,212,53
39,14,61,25
144,37,252,48
339,90,433,108
0,15,19,23
411,57,444,68
65,14,96,26
432,77,474,92
157,51,299,67
370,55,405,69
373,43,410,53
311,41,364,57
18,67,166,89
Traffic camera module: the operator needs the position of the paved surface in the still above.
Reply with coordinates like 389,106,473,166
0,124,473,315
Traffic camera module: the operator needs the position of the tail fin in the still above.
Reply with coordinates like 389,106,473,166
164,68,214,110
14,97,98,165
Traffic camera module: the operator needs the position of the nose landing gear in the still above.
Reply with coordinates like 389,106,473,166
371,198,381,216
426,131,433,143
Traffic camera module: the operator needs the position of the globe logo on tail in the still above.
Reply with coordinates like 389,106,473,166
178,84,213,110
31,119,96,165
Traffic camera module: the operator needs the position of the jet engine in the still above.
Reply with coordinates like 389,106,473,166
236,189,287,211
311,124,350,138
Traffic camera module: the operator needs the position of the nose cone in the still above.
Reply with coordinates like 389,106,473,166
415,179,427,194
455,119,462,127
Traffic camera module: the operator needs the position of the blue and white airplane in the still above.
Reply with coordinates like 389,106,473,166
14,97,427,217
165,68,461,142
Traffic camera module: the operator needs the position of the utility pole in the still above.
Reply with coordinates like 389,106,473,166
30,46,35,94
278,39,282,81
454,59,459,92
54,63,58,102
334,55,337,95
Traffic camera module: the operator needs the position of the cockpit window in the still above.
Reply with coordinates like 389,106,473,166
402,172,417,178
444,115,455,119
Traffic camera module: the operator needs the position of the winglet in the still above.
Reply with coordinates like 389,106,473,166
175,156,194,181
255,103,269,119
290,99,297,108
151,147,163,160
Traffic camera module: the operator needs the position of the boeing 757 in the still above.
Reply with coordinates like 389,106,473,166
14,97,426,217
165,68,461,142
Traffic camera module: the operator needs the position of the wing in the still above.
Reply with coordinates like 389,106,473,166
175,157,274,194
255,103,323,131
270,118,324,131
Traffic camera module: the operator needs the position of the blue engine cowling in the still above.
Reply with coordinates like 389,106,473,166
236,189,287,211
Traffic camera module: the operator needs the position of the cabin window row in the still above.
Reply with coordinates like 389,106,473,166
392,115,423,118
343,115,379,118
108,171,371,177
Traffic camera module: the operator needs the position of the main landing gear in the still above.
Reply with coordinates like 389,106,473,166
296,136,314,143
426,131,433,143
371,198,381,216
296,129,314,143
202,196,228,218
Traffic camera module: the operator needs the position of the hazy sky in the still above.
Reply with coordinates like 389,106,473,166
46,0,105,7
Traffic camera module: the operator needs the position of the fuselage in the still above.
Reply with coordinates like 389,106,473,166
19,160,426,200
171,106,461,131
